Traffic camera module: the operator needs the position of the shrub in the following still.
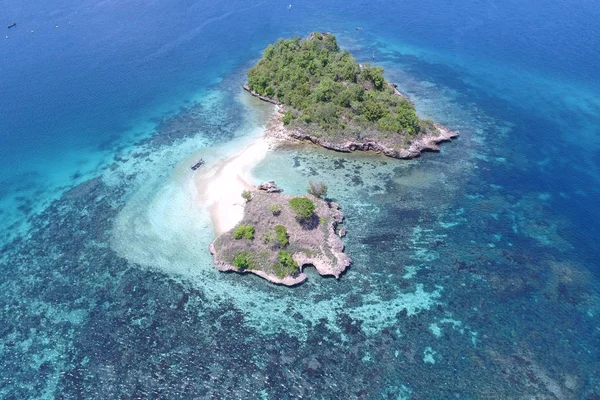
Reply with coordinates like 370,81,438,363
282,111,293,125
307,180,328,198
361,99,388,122
378,114,402,133
233,225,255,240
262,231,276,245
270,204,282,216
233,252,254,270
274,225,289,247
273,250,299,278
360,64,385,90
241,190,252,202
319,217,327,225
395,101,420,135
289,197,315,220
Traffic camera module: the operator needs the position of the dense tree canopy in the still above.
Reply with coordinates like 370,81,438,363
247,32,429,139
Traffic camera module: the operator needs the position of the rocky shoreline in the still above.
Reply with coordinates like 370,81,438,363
243,84,459,159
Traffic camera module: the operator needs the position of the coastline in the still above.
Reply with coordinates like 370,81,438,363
243,84,459,159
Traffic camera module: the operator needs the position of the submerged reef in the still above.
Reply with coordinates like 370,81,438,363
210,184,351,285
244,32,458,158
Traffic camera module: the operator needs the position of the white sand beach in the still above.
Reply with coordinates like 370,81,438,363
195,135,274,235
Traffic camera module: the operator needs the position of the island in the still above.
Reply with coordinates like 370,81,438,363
209,182,351,286
206,32,457,286
244,32,458,158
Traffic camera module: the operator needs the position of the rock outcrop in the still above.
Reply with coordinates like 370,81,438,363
257,181,282,193
287,124,459,159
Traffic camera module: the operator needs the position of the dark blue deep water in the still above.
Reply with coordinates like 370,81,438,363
1,0,599,398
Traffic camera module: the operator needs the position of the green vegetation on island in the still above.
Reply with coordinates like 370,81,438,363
269,204,282,216
274,224,289,247
247,32,438,144
288,197,316,220
241,190,252,202
273,250,299,279
210,185,352,285
233,225,255,240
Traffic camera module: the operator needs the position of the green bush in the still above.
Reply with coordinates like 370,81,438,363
241,190,252,202
274,225,289,247
395,100,420,135
233,252,254,270
361,99,388,122
269,204,282,216
319,217,327,225
289,197,315,220
273,250,299,278
282,112,293,125
307,180,328,198
233,225,255,240
378,114,402,133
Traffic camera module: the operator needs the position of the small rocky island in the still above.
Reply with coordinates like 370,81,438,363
244,32,458,158
210,182,351,286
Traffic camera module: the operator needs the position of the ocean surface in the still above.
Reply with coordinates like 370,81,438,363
1,0,600,398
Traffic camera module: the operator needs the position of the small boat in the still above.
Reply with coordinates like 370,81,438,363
190,158,205,171
288,4,292,10
356,27,363,31
8,22,16,29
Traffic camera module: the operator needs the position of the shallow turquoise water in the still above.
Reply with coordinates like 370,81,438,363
1,0,599,398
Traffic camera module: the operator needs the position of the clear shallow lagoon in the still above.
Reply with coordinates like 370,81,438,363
1,0,599,398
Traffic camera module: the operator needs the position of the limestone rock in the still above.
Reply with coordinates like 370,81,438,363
257,181,282,193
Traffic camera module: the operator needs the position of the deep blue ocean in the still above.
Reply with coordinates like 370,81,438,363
1,0,600,398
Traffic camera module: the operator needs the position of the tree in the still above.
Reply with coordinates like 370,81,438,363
274,225,289,247
361,99,388,122
307,180,328,198
269,204,282,216
241,190,252,202
395,100,420,135
289,197,315,220
273,250,299,278
314,77,336,102
282,112,293,125
378,114,402,133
